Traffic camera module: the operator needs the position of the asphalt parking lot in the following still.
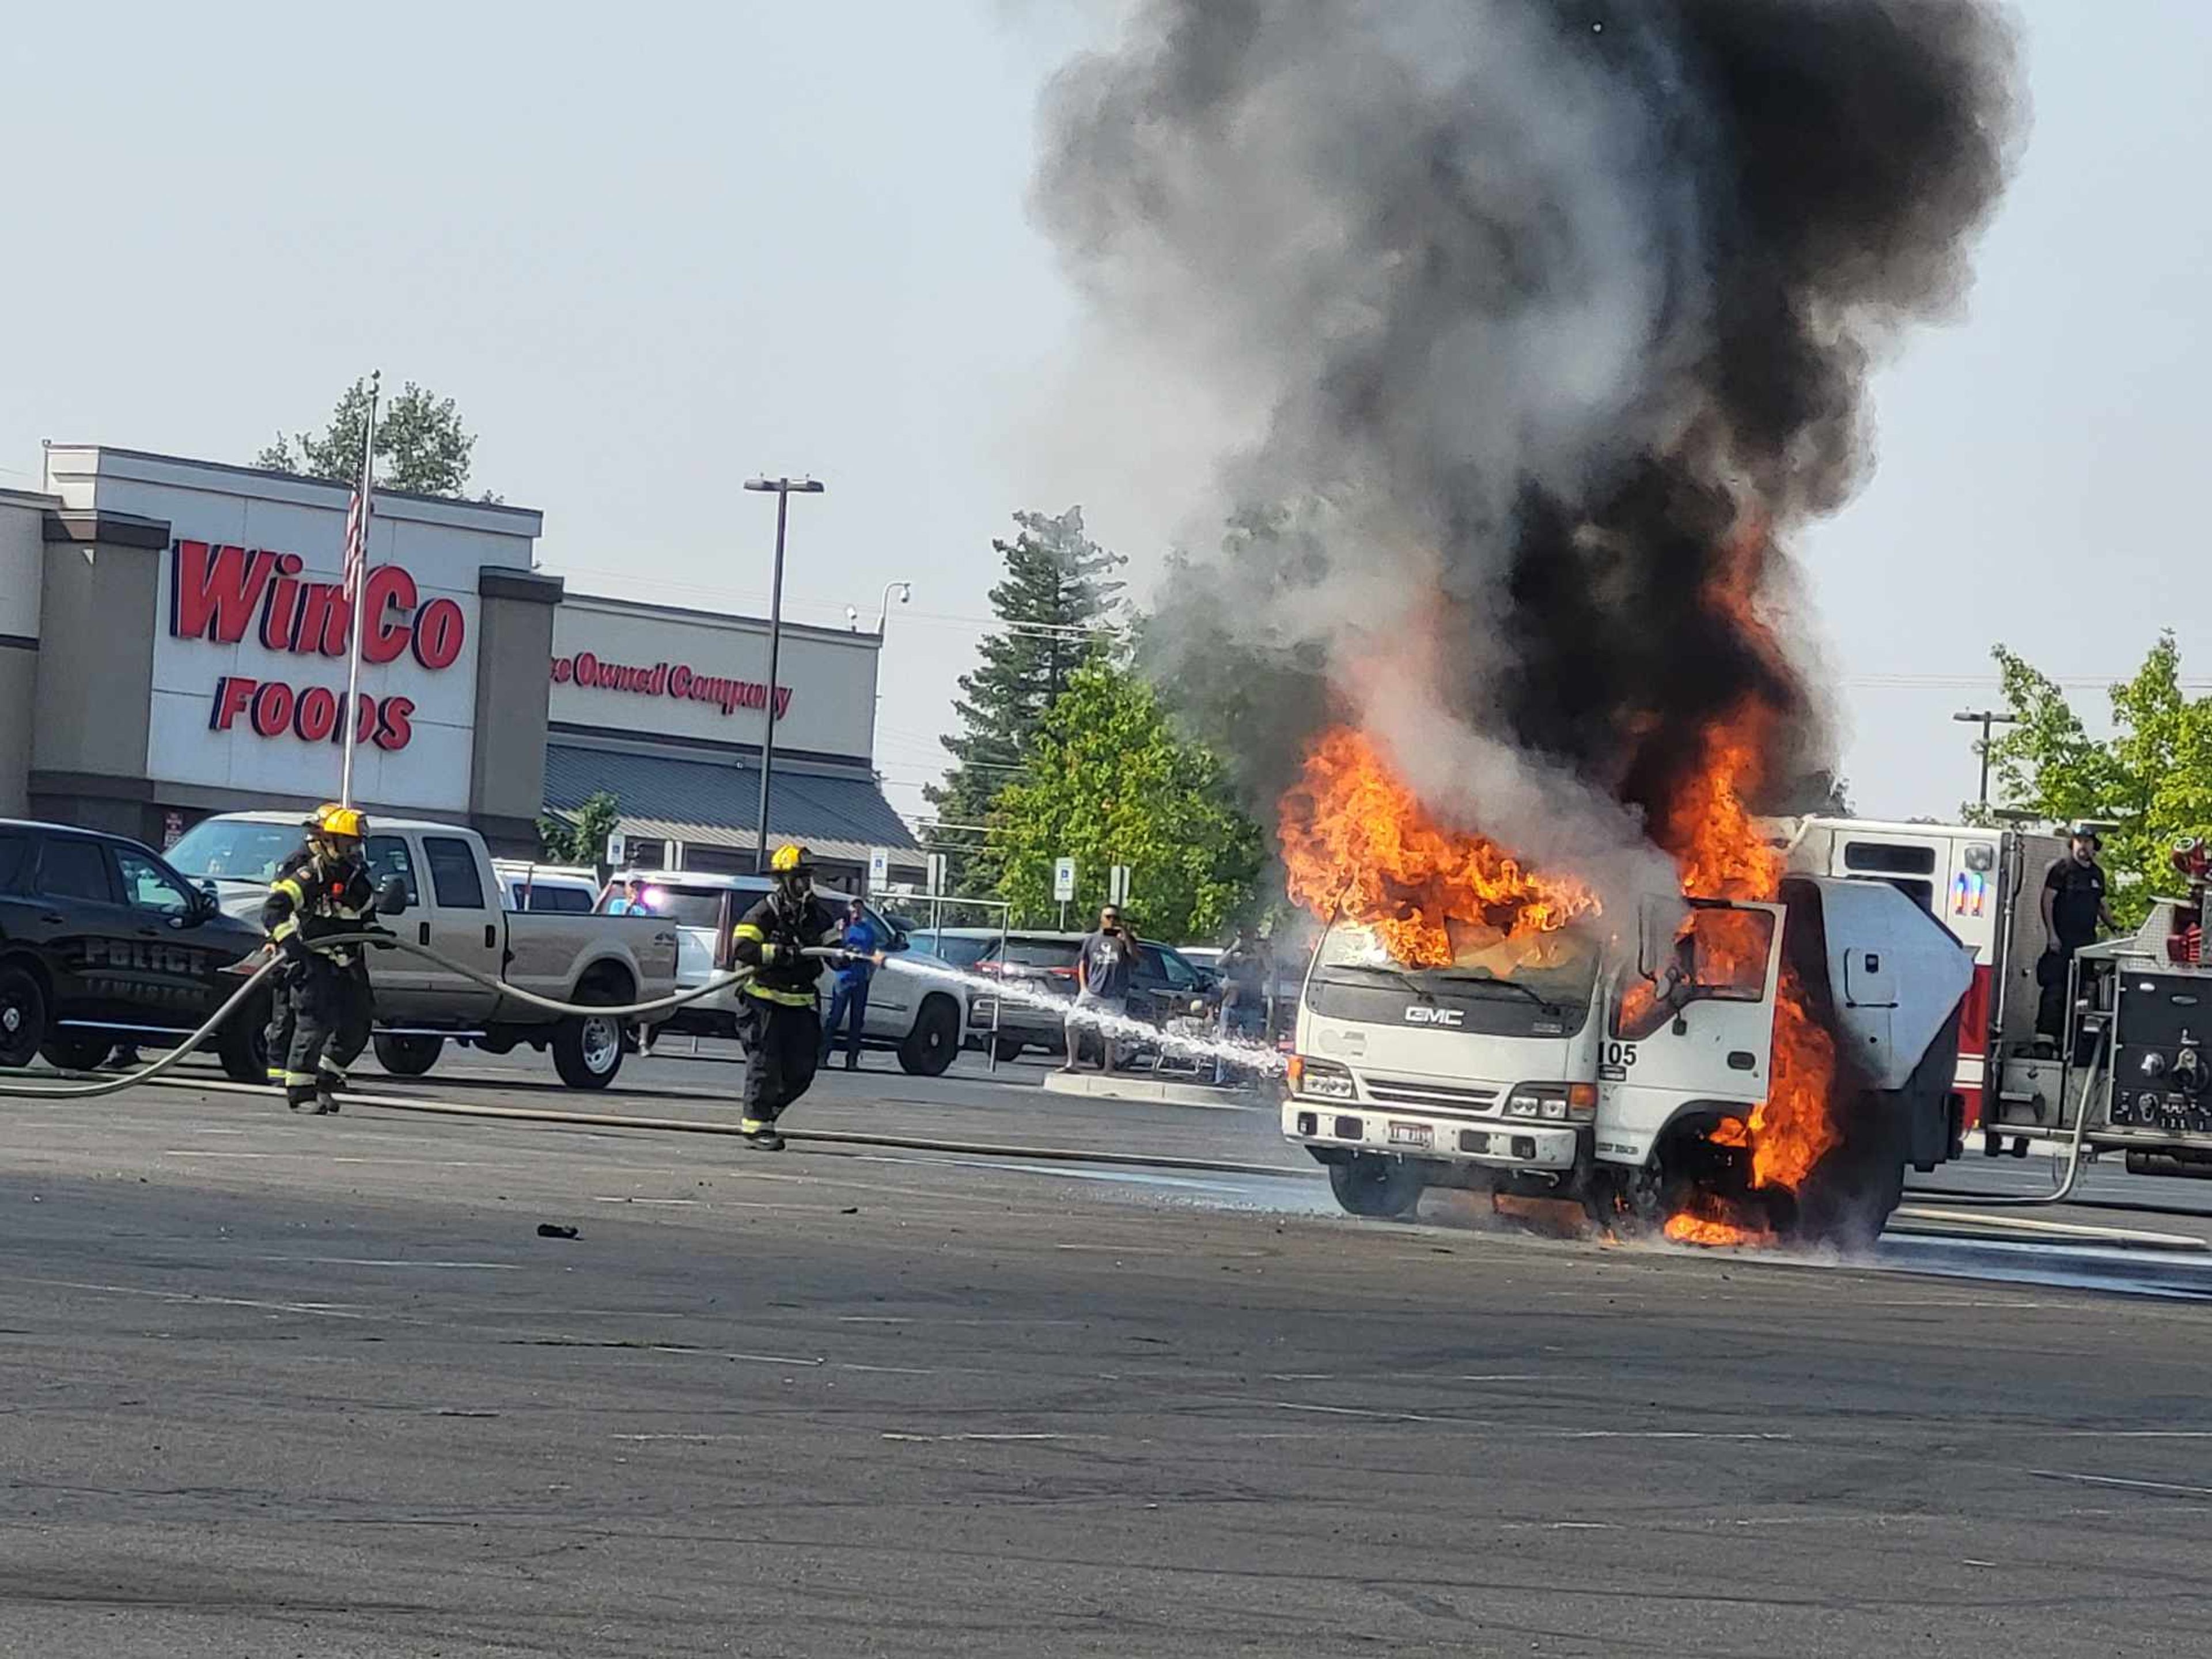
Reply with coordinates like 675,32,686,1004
4,1043,2212,1656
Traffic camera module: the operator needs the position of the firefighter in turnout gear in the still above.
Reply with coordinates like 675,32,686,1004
729,844,882,1150
262,804,380,1114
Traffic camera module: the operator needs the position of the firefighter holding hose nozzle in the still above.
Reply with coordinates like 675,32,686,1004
262,803,380,1115
729,844,882,1150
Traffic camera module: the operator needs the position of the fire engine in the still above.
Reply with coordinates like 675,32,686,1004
1775,816,2066,1156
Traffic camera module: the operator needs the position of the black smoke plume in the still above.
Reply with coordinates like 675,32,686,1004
1034,0,2022,897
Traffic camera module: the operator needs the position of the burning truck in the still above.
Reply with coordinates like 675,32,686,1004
1275,731,1974,1244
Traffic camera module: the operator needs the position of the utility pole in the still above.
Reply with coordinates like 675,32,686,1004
1952,708,2019,810
743,476,825,872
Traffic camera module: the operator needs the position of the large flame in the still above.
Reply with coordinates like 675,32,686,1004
1279,727,1600,964
1648,690,1840,1242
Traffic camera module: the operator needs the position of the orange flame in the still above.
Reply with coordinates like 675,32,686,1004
1664,1209,1775,1249
1279,727,1600,961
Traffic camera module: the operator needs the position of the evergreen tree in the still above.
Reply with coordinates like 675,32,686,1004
926,507,1124,890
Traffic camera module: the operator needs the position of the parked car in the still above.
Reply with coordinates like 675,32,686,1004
603,870,968,1076
0,818,272,1079
492,861,603,914
966,930,1214,1062
168,812,677,1089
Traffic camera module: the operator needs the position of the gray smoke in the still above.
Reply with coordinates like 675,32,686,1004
1033,0,2022,912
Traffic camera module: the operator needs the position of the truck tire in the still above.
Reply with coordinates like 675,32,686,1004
218,988,272,1085
0,965,48,1069
40,1034,117,1072
552,980,627,1090
373,1033,444,1077
993,1036,1025,1063
1328,1154,1426,1219
897,995,962,1077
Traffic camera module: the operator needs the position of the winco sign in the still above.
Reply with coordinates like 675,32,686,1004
149,538,482,810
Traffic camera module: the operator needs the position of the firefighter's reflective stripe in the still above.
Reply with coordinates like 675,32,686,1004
283,1070,317,1087
266,1067,287,1083
741,1118,770,1134
271,916,300,941
744,982,815,1007
733,923,765,941
270,877,305,904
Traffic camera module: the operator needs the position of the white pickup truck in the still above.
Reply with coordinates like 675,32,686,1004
1283,874,1974,1243
610,870,968,1075
168,812,677,1090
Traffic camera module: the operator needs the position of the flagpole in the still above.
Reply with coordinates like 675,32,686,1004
339,372,381,809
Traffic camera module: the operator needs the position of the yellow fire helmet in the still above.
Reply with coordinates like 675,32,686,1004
306,802,369,842
769,843,814,874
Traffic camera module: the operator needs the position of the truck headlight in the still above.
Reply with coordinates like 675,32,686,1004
1509,1083,1598,1123
1289,1055,1357,1100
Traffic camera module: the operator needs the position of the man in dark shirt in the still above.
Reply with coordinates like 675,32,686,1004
2037,827,2118,1039
1062,904,1137,1074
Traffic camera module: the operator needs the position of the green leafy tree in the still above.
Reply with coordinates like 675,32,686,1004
926,507,1125,890
991,660,1265,942
537,791,622,867
257,376,496,501
1984,632,2212,925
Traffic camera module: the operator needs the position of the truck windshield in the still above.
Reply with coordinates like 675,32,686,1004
167,820,300,883
1315,919,1601,1010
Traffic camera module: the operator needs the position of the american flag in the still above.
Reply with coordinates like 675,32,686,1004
340,480,370,599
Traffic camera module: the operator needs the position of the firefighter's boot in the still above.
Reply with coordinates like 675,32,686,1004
741,1118,786,1152
285,1077,331,1115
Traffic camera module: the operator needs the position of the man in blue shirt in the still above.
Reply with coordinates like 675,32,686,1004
820,896,882,1070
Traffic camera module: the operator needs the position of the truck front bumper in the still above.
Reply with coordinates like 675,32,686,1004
1281,1099,1581,1173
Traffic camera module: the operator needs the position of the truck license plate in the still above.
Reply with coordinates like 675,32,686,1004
1388,1121,1433,1149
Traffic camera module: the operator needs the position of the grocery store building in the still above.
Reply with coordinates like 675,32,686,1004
0,445,921,886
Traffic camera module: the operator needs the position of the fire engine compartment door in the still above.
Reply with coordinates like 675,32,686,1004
1604,899,1782,1113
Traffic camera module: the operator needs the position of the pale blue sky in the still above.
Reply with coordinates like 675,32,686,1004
1,2,2202,827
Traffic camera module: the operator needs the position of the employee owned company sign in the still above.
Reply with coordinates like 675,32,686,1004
550,652,792,721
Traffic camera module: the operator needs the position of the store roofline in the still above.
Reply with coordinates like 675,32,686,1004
40,443,546,534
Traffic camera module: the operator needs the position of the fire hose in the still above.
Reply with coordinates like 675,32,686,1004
1901,1039,2106,1209
0,934,862,1100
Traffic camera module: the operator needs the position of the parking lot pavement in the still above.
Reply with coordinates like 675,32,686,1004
6,1073,2212,1655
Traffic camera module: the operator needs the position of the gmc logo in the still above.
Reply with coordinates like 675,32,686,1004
1404,1006,1464,1027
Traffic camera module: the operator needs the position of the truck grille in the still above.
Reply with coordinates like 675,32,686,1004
1362,1077,1501,1118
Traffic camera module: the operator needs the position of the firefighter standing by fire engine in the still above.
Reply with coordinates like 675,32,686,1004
262,804,380,1115
728,844,881,1150
2037,824,2120,1041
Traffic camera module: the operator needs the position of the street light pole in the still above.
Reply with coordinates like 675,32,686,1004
1952,708,2020,810
744,475,825,873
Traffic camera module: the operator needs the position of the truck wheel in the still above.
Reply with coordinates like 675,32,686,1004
993,1036,1024,1063
553,986,626,1090
40,1034,116,1072
474,1031,518,1056
1328,1155,1426,1219
218,989,272,1084
373,1033,444,1077
0,965,48,1069
898,995,961,1077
